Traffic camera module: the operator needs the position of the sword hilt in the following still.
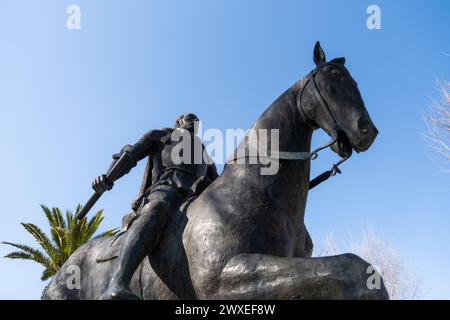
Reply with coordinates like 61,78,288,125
76,151,131,220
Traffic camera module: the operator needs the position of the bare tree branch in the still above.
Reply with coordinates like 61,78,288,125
316,227,422,300
423,80,450,170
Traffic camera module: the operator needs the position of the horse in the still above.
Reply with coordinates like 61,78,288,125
43,42,388,300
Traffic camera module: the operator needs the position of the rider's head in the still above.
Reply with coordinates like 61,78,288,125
175,113,200,135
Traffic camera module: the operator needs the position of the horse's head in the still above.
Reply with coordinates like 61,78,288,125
297,42,378,158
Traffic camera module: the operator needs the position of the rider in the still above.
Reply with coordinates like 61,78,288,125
93,113,218,300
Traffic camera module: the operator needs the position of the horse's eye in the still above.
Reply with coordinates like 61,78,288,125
330,68,340,76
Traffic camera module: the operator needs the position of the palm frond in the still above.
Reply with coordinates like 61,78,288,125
21,223,60,265
41,268,54,281
2,242,52,269
2,242,49,261
40,205,55,227
4,251,33,260
68,215,86,252
50,226,66,258
75,203,83,215
85,210,104,240
51,207,66,229
66,209,75,230
3,204,115,282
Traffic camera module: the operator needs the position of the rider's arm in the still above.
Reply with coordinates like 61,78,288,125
131,129,167,161
92,129,167,193
111,129,166,175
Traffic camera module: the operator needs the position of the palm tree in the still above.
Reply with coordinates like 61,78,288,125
2,204,118,281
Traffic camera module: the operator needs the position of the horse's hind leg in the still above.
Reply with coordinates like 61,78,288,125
211,253,389,300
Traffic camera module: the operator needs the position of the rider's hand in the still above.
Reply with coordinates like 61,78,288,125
92,174,114,193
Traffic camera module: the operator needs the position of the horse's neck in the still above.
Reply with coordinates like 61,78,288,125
252,88,312,151
249,87,313,210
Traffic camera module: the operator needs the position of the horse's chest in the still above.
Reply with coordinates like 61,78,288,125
228,203,299,256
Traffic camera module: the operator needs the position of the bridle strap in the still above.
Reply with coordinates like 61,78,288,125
311,71,340,131
228,63,352,189
298,63,341,132
296,63,352,189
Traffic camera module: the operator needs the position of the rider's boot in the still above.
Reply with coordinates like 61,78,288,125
100,201,172,300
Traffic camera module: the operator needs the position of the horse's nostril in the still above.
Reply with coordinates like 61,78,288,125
357,118,370,135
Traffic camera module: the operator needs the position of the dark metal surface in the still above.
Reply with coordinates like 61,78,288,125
43,42,386,300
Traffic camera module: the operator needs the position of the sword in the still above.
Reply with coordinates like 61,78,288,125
76,151,131,220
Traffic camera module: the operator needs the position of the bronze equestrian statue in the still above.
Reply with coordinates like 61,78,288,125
43,42,388,300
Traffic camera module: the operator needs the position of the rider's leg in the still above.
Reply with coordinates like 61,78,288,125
102,186,184,299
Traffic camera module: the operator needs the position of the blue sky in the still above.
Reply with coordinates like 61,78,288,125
0,0,448,299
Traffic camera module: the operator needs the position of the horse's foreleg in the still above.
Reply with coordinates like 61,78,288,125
211,253,388,300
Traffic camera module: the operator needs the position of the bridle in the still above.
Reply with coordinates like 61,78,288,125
293,62,352,189
226,62,353,190
298,63,341,133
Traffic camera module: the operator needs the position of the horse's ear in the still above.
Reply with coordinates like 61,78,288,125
330,57,346,65
313,41,326,66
